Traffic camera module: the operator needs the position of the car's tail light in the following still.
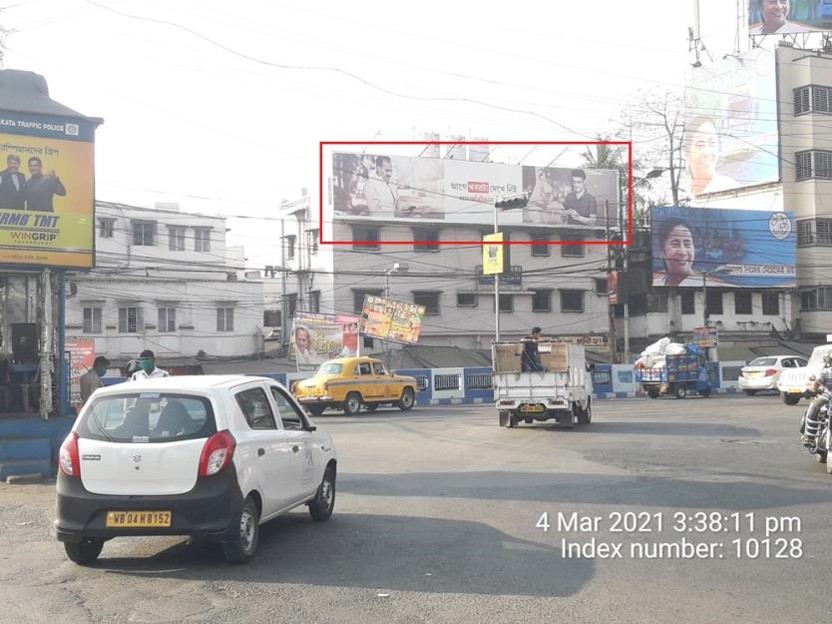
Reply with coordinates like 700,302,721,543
59,432,80,478
765,368,778,377
198,430,236,477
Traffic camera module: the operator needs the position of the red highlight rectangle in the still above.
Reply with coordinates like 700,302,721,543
319,141,632,247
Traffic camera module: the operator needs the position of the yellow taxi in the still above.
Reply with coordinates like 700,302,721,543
292,356,418,415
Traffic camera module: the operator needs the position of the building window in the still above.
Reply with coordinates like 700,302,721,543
706,291,723,316
132,221,156,246
82,307,102,334
284,234,296,260
192,227,211,252
363,336,374,350
628,294,647,316
530,233,551,257
98,218,115,238
498,294,513,312
734,291,752,315
309,290,321,313
681,291,696,315
353,289,383,314
307,229,319,255
795,86,811,116
168,226,186,251
412,228,440,252
801,287,832,311
413,291,440,315
798,220,814,247
561,233,585,258
594,278,607,294
118,306,143,333
217,307,234,332
762,292,780,316
561,290,584,313
352,226,380,250
795,150,832,181
532,289,552,312
158,307,176,332
457,293,477,307
647,293,668,313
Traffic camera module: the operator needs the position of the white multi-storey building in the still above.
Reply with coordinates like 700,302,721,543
65,201,265,364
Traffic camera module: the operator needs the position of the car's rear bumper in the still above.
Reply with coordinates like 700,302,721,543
739,377,778,390
54,469,244,542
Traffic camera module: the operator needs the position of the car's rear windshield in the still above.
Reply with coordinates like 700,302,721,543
748,357,777,367
317,363,343,375
77,392,216,443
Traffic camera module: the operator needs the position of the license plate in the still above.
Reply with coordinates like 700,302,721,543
747,372,761,379
520,404,545,413
789,388,804,394
106,511,171,528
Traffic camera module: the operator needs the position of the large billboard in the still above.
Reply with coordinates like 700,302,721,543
331,151,619,229
361,295,426,345
684,48,778,202
748,0,827,34
651,206,795,289
0,111,97,268
291,312,361,371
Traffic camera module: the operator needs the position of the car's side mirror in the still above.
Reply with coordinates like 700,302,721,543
304,424,317,432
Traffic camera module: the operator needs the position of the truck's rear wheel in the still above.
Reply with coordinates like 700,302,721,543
675,385,688,400
577,400,592,425
508,413,519,428
499,410,509,427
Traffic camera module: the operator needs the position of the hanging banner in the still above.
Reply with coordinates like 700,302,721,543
291,312,361,371
482,232,504,275
66,337,95,411
361,295,426,345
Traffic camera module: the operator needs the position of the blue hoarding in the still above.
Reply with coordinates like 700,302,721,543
651,206,795,289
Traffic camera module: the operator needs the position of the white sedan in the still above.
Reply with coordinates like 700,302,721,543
738,355,808,396
55,375,337,565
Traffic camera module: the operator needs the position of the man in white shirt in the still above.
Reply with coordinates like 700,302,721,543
362,156,399,217
130,349,170,381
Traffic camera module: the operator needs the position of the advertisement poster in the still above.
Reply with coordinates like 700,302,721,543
651,206,796,289
684,49,778,202
0,111,97,268
693,327,718,349
331,152,619,229
361,295,426,345
66,337,95,411
482,232,504,275
291,312,361,371
748,0,826,34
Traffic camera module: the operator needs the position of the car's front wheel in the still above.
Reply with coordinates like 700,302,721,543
64,537,104,565
309,466,336,521
223,496,260,564
398,388,415,411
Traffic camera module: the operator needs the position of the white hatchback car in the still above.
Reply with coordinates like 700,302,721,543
738,355,808,396
55,375,337,565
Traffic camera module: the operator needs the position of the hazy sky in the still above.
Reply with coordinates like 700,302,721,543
2,0,739,266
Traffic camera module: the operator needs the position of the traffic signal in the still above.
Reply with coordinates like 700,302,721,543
495,194,529,210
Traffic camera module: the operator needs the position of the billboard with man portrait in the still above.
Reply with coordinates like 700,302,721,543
331,151,619,229
684,48,778,202
0,110,98,268
651,206,795,289
292,312,361,371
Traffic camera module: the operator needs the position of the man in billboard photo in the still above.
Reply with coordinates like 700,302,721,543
294,325,320,366
563,169,598,226
753,0,813,34
362,155,399,218
685,116,738,200
0,154,26,209
23,156,66,212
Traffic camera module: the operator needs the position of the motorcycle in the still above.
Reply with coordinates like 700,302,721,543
801,382,832,474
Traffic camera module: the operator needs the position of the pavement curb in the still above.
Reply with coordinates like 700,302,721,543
5,473,45,485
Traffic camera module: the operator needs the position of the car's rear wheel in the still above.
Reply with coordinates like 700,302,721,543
307,406,324,417
343,392,362,415
309,466,336,521
64,537,104,565
398,388,415,411
782,392,801,406
223,496,260,564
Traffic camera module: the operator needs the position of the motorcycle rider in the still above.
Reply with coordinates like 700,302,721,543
801,352,832,447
